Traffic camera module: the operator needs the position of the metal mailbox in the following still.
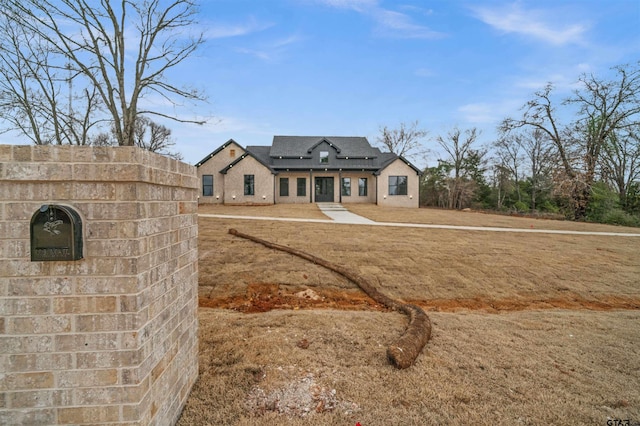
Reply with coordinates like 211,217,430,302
30,204,83,261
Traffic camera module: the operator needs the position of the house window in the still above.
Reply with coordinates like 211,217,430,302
230,149,236,158
359,178,368,196
341,177,351,196
389,176,408,195
319,151,329,164
244,175,254,196
202,175,213,196
297,178,306,196
280,177,289,196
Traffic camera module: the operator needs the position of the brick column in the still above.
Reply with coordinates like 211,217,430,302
0,145,199,425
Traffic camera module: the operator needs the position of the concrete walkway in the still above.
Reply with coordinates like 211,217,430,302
315,203,376,224
198,204,640,237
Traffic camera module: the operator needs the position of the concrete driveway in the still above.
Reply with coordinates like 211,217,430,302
199,204,640,237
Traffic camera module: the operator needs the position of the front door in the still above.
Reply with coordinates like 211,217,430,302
315,177,334,202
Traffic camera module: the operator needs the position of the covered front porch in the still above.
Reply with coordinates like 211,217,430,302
274,171,377,204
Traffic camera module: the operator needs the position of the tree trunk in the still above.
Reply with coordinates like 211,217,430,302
531,185,537,210
228,228,431,369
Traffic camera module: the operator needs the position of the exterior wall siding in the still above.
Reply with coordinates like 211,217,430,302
223,156,274,204
376,159,420,208
337,172,376,204
196,142,244,204
275,172,313,204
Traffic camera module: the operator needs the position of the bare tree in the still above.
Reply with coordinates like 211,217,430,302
491,163,514,210
494,129,554,210
520,129,554,210
501,62,640,219
91,116,182,159
0,17,102,145
436,127,478,180
493,134,524,203
600,127,640,211
377,121,428,160
435,127,484,209
133,117,182,160
500,83,579,208
0,0,205,147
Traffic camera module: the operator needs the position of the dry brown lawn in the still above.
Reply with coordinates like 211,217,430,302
178,204,640,425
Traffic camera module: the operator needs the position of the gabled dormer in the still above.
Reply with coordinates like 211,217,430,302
307,138,341,154
307,138,342,166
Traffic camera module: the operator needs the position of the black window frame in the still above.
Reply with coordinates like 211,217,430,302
341,177,351,196
389,175,408,196
279,177,289,197
297,177,306,197
244,175,255,196
358,177,368,196
202,175,213,196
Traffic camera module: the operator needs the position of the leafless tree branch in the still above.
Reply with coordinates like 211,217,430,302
0,0,206,150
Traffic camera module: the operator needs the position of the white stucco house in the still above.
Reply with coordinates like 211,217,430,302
195,136,421,208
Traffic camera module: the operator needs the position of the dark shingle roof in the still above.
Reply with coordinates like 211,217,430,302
375,153,422,175
245,145,272,165
270,136,379,158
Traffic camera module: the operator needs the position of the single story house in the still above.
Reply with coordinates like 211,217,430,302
195,136,421,208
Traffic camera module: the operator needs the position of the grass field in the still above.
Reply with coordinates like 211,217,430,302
178,204,640,425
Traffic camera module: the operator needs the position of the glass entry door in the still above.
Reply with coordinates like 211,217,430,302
314,177,334,202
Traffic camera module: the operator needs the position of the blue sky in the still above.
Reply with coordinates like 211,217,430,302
5,1,639,167
169,0,638,166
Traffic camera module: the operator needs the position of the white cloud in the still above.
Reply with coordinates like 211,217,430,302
314,0,445,39
203,17,274,39
514,65,592,93
234,47,273,61
313,0,378,12
471,3,588,46
272,34,304,49
458,103,499,124
414,68,435,78
399,5,434,16
235,34,303,62
458,99,521,125
371,9,445,39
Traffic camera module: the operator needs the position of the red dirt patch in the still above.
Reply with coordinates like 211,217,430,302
199,283,386,313
199,283,640,313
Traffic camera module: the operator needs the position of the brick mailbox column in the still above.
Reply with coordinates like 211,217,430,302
0,145,199,425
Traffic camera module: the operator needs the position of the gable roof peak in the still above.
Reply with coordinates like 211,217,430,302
220,147,275,175
307,137,342,154
195,139,245,167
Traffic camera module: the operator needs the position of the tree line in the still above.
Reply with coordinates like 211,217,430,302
378,62,640,226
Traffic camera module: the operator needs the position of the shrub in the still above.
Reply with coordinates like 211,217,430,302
513,201,529,212
540,200,560,213
600,209,640,227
